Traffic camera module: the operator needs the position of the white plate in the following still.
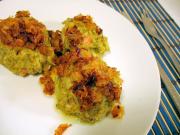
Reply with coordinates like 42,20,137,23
0,0,161,135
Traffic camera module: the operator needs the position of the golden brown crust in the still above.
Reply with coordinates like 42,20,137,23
65,25,83,48
15,11,30,18
39,75,55,95
38,45,52,56
54,123,71,135
48,30,63,53
53,50,121,112
0,11,50,56
74,15,102,35
111,104,124,118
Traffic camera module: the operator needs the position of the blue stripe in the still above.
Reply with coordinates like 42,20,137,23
173,132,180,135
149,1,180,44
146,42,179,85
155,41,180,83
142,1,180,53
156,21,180,57
156,110,170,134
130,0,144,19
163,21,180,44
165,20,180,38
154,2,180,33
131,7,179,133
135,24,162,54
161,89,180,128
144,1,164,21
158,55,177,81
159,103,177,133
149,2,180,45
119,1,138,23
174,85,180,94
154,39,180,83
99,1,180,134
152,120,163,135
147,129,154,135
143,1,180,57
137,23,180,93
109,0,121,13
126,0,180,86
136,26,179,86
135,24,179,91
108,0,180,86
125,0,141,23
153,1,173,21
114,0,124,12
135,24,154,46
162,87,180,117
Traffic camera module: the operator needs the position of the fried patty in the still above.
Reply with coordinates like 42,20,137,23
62,15,109,56
0,11,54,76
40,49,122,123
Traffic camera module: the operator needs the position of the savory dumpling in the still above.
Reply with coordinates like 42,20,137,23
40,49,122,123
0,11,54,76
62,15,109,56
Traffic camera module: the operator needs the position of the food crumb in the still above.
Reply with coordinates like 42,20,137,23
54,123,71,135
39,75,55,95
111,104,124,118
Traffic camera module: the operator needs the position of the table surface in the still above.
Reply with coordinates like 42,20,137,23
99,0,180,135
158,0,180,26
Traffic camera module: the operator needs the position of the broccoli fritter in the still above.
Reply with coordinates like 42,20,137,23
0,11,54,76
40,49,122,123
62,15,109,56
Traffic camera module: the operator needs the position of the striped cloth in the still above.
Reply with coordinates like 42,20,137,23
98,0,180,135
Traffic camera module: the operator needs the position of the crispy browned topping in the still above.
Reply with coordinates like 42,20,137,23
55,49,91,73
99,82,121,102
76,88,97,111
48,30,63,54
53,50,121,111
38,45,52,56
15,11,30,18
111,104,121,118
72,73,121,111
0,11,50,56
96,27,102,35
74,15,102,35
65,25,83,47
54,123,71,135
111,104,124,118
72,72,98,111
74,15,93,23
39,75,55,95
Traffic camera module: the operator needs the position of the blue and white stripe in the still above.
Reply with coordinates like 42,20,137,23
99,0,180,134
